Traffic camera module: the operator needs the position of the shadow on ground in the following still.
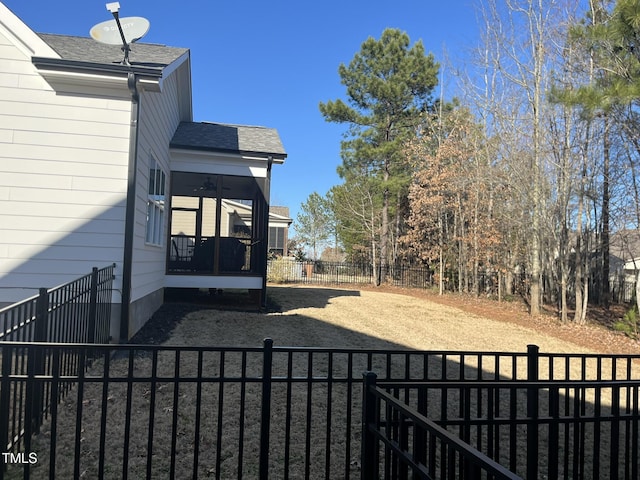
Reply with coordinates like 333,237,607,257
134,285,362,345
17,284,621,480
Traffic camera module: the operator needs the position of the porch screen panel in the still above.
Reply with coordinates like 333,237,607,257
219,175,257,273
168,172,264,275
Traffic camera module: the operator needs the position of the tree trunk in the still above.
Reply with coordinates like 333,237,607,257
580,245,590,325
393,190,403,266
473,192,480,297
506,269,514,296
574,194,585,323
380,159,390,283
529,0,544,317
601,118,610,307
371,204,379,286
560,273,568,323
439,214,445,295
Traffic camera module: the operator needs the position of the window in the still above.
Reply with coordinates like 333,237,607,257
269,226,285,255
146,157,166,246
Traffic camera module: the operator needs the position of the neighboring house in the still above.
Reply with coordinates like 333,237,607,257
610,230,640,282
268,206,293,257
0,3,286,340
169,199,292,266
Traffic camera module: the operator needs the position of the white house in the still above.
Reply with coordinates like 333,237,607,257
610,230,640,282
0,3,287,340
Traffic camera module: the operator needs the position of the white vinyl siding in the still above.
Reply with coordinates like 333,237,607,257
129,71,184,306
0,29,130,305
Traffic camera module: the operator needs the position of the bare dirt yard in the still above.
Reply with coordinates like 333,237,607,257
23,284,640,479
144,284,640,355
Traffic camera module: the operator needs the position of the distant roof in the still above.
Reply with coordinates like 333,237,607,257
270,206,291,219
611,230,640,261
38,33,188,70
171,122,287,159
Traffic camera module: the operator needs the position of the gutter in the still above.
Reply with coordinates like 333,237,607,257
32,57,164,93
32,56,164,78
119,72,141,342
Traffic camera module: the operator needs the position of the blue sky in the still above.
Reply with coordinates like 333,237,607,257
3,0,479,234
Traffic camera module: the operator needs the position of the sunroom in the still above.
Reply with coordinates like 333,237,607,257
165,122,286,305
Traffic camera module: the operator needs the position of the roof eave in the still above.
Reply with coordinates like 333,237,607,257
32,57,164,93
170,144,286,162
32,56,164,77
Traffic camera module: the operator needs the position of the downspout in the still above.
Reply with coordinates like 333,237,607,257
261,156,274,308
119,72,140,342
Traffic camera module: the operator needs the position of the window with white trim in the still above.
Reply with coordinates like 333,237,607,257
145,157,166,246
269,226,286,256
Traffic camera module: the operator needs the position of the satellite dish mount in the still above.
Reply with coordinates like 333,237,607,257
105,3,131,65
90,3,151,66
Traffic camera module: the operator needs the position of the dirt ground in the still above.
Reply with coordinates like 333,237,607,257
23,284,639,479
136,284,640,355
360,284,640,355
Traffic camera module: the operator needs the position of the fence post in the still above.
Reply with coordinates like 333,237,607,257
88,267,99,344
526,344,539,480
548,386,559,480
28,288,49,436
259,338,273,480
34,288,48,343
0,346,12,478
414,386,427,468
361,371,378,480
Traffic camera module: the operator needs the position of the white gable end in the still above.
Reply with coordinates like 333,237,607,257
0,3,59,59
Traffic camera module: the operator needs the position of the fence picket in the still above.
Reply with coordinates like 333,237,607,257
361,371,378,480
2,338,640,478
259,338,273,480
526,345,539,480
0,264,115,471
0,346,11,480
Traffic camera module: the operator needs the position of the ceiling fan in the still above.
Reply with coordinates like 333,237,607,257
194,176,217,193
193,177,232,195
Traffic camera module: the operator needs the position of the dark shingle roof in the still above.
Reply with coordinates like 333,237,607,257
171,122,287,158
270,206,291,219
38,33,188,69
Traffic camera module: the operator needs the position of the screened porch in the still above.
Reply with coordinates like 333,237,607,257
165,171,269,289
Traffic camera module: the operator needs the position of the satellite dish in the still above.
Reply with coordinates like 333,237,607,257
90,16,150,45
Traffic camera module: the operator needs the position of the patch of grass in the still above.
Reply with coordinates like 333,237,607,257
613,305,639,340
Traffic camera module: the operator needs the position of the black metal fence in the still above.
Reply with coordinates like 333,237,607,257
0,264,115,344
267,260,434,288
364,377,640,479
268,260,638,306
2,341,640,479
0,264,115,475
362,373,520,480
610,278,637,304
